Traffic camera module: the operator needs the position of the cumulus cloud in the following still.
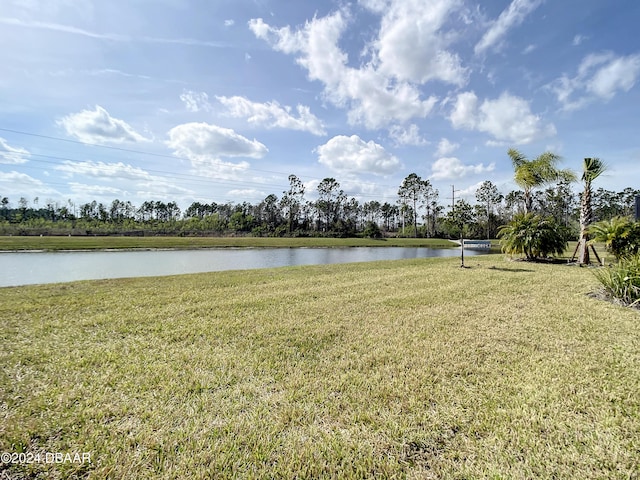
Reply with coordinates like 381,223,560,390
435,138,460,157
227,189,267,200
449,91,556,145
217,96,326,135
0,138,30,164
56,161,191,199
57,105,150,144
475,0,543,55
449,91,480,129
389,124,428,146
371,0,468,86
316,135,402,176
0,170,43,186
55,161,152,181
430,157,495,180
248,8,438,129
69,183,125,197
549,52,640,111
166,122,267,177
180,90,212,113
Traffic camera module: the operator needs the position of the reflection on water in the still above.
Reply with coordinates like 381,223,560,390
0,246,487,287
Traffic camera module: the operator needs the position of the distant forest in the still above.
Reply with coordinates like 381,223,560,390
1,174,638,239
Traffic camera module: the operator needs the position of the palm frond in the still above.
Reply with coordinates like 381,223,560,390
582,157,607,182
507,148,528,169
557,168,577,183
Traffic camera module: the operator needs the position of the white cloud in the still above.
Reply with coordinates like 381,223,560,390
180,90,212,113
449,91,556,145
0,170,43,186
457,181,486,199
340,178,382,198
372,0,468,86
224,19,235,27
0,138,30,164
217,96,326,135
316,135,402,176
0,170,59,197
550,52,640,111
435,138,460,157
69,183,125,197
0,17,230,48
227,189,266,200
587,54,640,99
389,124,428,146
57,105,150,144
249,10,438,129
135,180,193,198
572,34,587,46
431,157,495,180
475,0,543,55
55,161,192,200
357,0,388,12
166,122,267,177
449,91,479,130
55,161,152,180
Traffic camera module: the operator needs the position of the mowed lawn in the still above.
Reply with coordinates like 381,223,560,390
1,255,638,479
0,235,459,251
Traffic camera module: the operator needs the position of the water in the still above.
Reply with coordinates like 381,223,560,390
0,247,487,287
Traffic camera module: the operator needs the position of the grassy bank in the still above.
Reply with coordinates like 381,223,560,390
1,255,638,479
0,235,459,251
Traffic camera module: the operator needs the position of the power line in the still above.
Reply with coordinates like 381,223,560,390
0,126,405,192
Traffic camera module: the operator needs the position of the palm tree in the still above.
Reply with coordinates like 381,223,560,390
576,157,606,264
507,149,576,214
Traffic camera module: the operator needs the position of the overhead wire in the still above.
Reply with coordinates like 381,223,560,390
0,127,407,198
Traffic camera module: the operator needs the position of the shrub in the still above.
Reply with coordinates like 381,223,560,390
498,213,568,260
593,254,640,307
589,216,640,260
363,221,382,239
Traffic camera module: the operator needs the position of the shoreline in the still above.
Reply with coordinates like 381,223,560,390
0,236,463,252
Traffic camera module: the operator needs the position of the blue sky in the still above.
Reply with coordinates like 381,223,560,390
1,0,639,210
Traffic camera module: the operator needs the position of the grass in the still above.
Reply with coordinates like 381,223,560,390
1,255,639,479
0,235,458,251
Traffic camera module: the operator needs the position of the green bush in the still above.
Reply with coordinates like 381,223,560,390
589,216,640,260
498,213,568,260
363,221,382,239
593,254,640,307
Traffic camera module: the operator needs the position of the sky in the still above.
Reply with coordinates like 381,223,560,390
1,0,640,211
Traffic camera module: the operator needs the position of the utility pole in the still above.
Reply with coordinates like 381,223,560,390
451,184,455,211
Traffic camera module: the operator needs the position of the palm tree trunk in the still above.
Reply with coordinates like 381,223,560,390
524,189,532,215
577,184,593,264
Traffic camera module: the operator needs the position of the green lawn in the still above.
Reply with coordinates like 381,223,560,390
0,235,459,251
1,255,638,479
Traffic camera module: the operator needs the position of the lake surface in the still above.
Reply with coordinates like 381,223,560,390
0,247,488,287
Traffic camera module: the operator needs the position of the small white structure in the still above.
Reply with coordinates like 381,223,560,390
462,239,491,249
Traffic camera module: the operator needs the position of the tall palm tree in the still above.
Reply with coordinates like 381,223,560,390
508,149,576,214
576,157,607,264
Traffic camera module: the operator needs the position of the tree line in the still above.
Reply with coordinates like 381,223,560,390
1,173,638,238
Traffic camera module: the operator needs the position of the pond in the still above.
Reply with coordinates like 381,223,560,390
0,246,489,287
